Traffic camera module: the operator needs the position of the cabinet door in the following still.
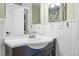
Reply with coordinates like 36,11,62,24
6,4,24,36
13,7,24,36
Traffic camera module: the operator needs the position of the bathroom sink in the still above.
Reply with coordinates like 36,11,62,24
4,35,54,49
25,36,53,49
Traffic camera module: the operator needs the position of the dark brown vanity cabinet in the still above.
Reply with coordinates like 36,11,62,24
5,39,56,56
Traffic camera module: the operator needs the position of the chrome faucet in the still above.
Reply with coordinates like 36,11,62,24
29,31,36,38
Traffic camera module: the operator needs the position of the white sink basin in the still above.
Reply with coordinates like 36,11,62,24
25,36,53,49
4,35,54,49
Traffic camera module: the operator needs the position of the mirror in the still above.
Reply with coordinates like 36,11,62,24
48,3,67,22
24,9,28,34
32,3,41,24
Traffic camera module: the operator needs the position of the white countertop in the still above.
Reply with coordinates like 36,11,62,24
4,35,55,48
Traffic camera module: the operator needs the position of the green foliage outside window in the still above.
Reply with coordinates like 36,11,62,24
48,3,66,22
49,6,59,22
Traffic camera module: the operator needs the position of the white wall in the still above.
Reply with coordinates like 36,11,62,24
32,24,45,35
46,3,78,56
0,19,5,56
77,3,79,55
67,3,77,21
54,3,78,56
53,21,78,56
0,3,5,56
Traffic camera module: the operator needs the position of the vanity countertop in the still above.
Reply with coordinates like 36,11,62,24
4,35,55,48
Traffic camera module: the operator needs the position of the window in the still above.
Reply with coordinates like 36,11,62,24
48,3,67,22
